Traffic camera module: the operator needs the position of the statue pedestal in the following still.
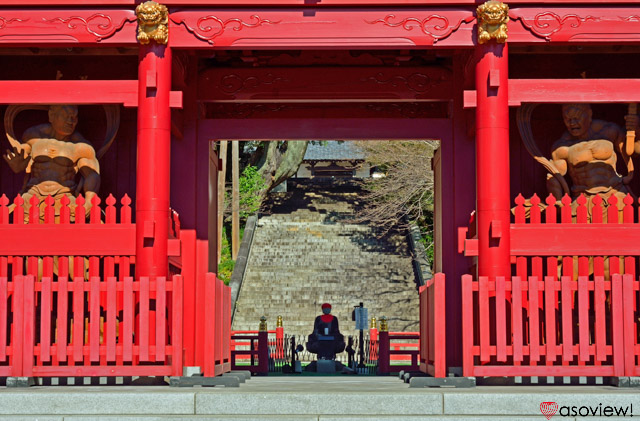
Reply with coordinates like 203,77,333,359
317,359,336,374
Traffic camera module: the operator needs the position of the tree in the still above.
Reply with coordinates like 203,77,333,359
246,141,309,198
354,140,437,262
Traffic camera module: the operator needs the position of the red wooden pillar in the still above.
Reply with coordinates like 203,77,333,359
136,43,172,279
475,42,511,280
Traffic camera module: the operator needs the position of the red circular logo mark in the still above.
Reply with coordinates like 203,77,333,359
540,402,559,420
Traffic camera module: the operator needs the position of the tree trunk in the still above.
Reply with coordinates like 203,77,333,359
256,141,308,195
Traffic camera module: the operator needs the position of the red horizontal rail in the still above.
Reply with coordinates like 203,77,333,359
511,225,640,256
2,0,640,4
0,81,182,108
0,225,135,256
464,79,640,108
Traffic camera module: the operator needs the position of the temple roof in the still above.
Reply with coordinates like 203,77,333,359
303,141,366,161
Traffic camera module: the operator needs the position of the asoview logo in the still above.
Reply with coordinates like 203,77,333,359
540,401,634,419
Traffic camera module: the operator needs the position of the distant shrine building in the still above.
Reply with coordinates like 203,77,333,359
1,0,640,381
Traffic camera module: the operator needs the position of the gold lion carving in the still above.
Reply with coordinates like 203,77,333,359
477,1,509,44
136,1,169,45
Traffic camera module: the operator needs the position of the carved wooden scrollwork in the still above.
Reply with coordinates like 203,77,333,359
44,14,132,42
0,11,136,44
513,12,598,41
361,72,446,94
365,13,475,43
170,14,280,45
219,74,289,96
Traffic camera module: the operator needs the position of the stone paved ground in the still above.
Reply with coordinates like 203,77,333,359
0,377,638,420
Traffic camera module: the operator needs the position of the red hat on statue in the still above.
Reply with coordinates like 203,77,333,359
321,303,331,309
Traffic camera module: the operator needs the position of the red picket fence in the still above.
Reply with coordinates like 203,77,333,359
461,192,640,377
462,274,629,376
0,193,135,282
419,273,446,377
0,276,20,377
2,274,183,377
230,331,268,375
512,193,639,281
203,273,231,377
0,192,233,380
622,274,640,376
231,326,284,362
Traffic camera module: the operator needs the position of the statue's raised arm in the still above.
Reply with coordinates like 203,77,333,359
3,104,100,221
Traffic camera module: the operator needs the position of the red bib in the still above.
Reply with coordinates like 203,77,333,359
320,314,334,323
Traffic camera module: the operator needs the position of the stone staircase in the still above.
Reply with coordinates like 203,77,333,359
232,180,420,338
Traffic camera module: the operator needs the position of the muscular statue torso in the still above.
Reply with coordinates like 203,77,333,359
22,124,98,195
551,119,625,196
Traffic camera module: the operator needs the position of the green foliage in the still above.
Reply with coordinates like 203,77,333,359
217,226,234,285
217,224,246,285
239,165,267,220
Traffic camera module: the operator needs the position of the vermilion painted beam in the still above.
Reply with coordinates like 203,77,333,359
0,10,136,45
169,9,475,49
511,225,640,256
3,0,640,4
0,226,135,256
198,117,451,141
464,79,640,108
0,81,182,108
199,67,453,103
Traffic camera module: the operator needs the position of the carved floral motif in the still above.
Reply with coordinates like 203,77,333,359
0,17,27,30
44,14,134,42
219,74,289,96
171,14,280,45
365,14,474,42
513,12,599,41
361,72,445,94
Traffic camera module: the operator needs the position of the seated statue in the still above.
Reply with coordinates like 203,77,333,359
3,104,100,222
306,303,345,360
547,104,639,219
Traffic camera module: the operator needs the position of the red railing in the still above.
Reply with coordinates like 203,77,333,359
0,193,135,281
231,326,284,362
203,273,231,377
0,193,233,380
1,273,183,377
0,275,19,377
230,330,268,375
461,192,640,377
511,193,639,280
378,331,420,374
419,273,446,377
462,273,630,376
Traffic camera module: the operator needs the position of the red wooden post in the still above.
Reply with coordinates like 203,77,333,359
136,41,172,279
276,317,284,360
475,41,510,281
12,275,24,377
369,322,378,363
0,277,6,364
22,275,35,377
203,272,215,377
433,272,446,378
461,274,474,376
258,330,269,375
378,330,390,375
171,275,184,377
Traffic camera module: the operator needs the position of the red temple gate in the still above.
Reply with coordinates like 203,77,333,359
0,0,639,382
